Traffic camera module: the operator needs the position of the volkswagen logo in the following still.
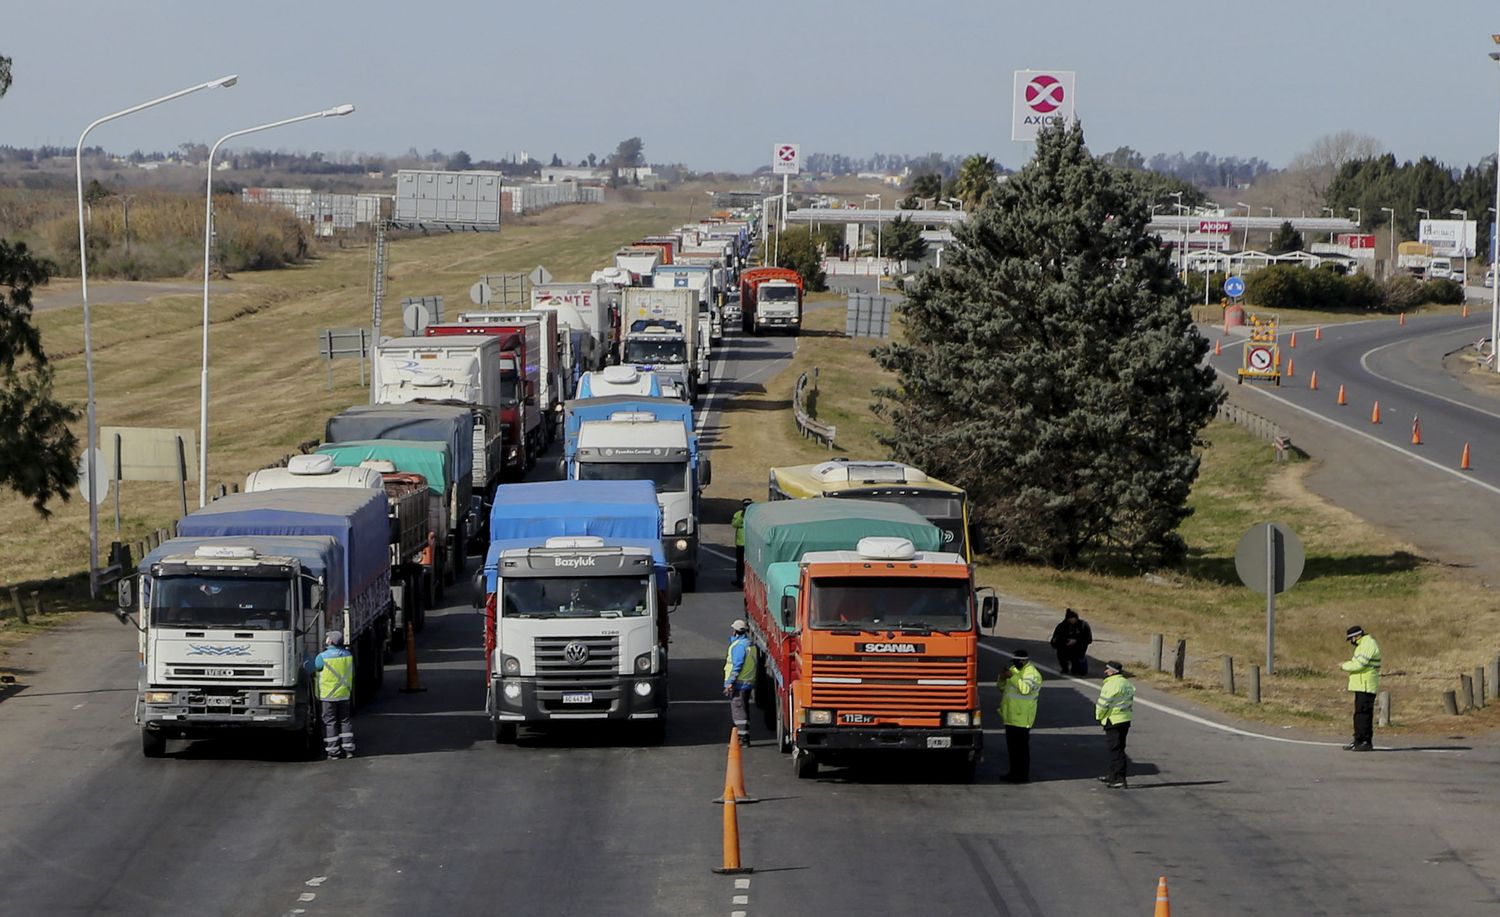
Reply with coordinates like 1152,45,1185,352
563,642,591,666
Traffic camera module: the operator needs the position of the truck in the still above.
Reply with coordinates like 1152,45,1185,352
742,499,996,780
324,404,477,578
565,406,709,590
621,288,704,403
577,364,661,399
652,265,717,358
614,246,663,281
131,487,396,757
369,337,506,492
422,321,544,469
245,454,436,633
438,312,564,442
528,282,613,374
316,439,455,598
739,267,804,335
482,480,678,743
1397,241,1434,277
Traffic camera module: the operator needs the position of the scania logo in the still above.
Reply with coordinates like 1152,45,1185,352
563,642,591,665
857,642,925,654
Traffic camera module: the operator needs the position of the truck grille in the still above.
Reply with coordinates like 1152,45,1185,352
534,635,620,688
809,654,971,723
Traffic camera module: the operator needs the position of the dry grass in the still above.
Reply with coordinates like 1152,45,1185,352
707,301,1500,734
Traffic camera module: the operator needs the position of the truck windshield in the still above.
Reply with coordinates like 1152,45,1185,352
576,461,687,492
623,338,687,364
760,286,798,303
151,576,294,630
808,577,972,631
501,576,651,618
498,371,520,405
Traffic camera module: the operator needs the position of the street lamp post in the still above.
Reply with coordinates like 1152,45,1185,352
1450,208,1470,286
75,74,238,596
1170,191,1185,275
1237,202,1251,251
1321,207,1335,245
1380,206,1396,277
199,105,355,507
1490,39,1500,367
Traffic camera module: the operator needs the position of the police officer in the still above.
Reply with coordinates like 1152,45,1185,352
723,619,758,746
998,648,1041,783
1340,625,1381,751
730,498,750,587
313,630,356,759
1049,608,1093,675
1094,660,1134,788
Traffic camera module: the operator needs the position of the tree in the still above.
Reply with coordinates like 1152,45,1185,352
952,154,998,210
549,152,563,167
0,55,11,98
773,227,827,292
1287,130,1382,207
445,150,472,171
1267,220,1304,254
908,173,942,200
873,121,1223,567
612,137,644,169
881,215,929,262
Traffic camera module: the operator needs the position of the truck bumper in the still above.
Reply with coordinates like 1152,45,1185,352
757,315,800,328
138,687,303,734
491,675,667,722
796,725,983,753
663,534,697,571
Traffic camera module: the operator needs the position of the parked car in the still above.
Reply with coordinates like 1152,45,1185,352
1485,267,1495,289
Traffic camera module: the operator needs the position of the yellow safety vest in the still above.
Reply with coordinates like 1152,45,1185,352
1340,635,1381,693
999,662,1041,728
317,651,354,702
1095,674,1135,726
724,637,757,686
731,509,746,547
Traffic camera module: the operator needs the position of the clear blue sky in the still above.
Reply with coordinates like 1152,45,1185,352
5,0,1499,172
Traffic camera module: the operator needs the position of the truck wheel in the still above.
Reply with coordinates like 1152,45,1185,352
638,719,666,746
493,721,517,744
775,701,792,755
951,751,979,784
142,728,167,759
682,570,697,593
793,745,817,779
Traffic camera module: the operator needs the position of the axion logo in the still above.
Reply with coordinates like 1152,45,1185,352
1025,74,1066,113
553,556,598,568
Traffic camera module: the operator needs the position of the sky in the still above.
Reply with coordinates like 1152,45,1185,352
4,1,1500,174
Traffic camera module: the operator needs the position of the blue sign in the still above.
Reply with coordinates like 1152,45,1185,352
673,275,689,288
1223,275,1246,298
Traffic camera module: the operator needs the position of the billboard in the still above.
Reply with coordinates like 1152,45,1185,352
1012,70,1076,142
1418,219,1476,258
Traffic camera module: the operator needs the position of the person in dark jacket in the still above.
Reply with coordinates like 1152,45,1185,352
1050,608,1093,675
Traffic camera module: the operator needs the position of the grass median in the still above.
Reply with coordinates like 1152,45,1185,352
708,304,1500,734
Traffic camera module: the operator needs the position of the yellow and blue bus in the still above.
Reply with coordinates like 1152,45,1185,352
767,459,972,560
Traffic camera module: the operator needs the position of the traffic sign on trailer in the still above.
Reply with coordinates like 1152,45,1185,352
469,281,492,306
772,143,800,175
402,302,431,336
529,265,553,286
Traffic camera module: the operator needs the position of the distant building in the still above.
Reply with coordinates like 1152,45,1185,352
541,166,609,184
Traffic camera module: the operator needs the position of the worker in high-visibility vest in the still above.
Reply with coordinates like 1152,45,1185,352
730,499,750,587
1340,625,1382,751
1094,660,1135,788
313,630,356,759
998,648,1041,783
723,619,758,747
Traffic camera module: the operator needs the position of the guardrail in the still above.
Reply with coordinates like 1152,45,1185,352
1218,402,1295,461
794,370,837,449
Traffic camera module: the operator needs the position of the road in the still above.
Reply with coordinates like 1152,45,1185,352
3,323,1500,915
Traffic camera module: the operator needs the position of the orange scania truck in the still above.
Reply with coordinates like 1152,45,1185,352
742,499,997,780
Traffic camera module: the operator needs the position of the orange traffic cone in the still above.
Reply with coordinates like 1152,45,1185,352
1154,876,1171,917
711,796,753,875
716,727,758,804
1411,415,1422,445
1285,358,1294,377
1309,370,1319,390
1400,312,1406,326
1462,442,1472,470
1289,331,1298,348
1371,401,1381,424
1463,303,1470,318
1337,384,1347,405
1274,350,1282,369
399,619,426,693
1214,338,1222,356
1315,326,1322,340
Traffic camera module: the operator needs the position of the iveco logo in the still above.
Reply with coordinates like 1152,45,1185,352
564,642,591,665
857,642,925,654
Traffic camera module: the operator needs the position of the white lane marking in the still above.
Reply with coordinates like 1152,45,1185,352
732,911,747,917
1357,333,1500,422
305,877,327,887
733,895,749,904
297,893,316,902
703,544,736,562
1211,364,1500,499
735,878,751,889
72,703,86,709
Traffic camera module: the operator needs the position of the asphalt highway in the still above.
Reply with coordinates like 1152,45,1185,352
3,321,1500,915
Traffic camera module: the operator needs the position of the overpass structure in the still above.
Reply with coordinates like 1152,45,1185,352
787,208,1361,237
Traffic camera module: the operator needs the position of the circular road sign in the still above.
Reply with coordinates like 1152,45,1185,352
1024,74,1066,113
403,302,430,336
1234,522,1304,596
1223,275,1245,298
469,281,492,306
77,447,109,506
1247,346,1273,372
776,144,797,163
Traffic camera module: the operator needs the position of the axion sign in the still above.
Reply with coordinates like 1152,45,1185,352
1012,70,1076,143
1199,220,1232,234
772,142,800,175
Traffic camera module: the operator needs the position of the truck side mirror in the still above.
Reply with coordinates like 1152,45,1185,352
555,457,568,478
310,582,326,612
525,381,537,406
666,570,682,608
980,593,998,631
115,577,134,616
473,572,486,608
699,458,711,487
780,593,797,630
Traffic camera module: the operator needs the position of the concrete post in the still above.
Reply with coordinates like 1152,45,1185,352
1221,655,1235,694
1172,639,1186,680
1249,665,1261,703
1376,690,1391,727
1150,634,1164,672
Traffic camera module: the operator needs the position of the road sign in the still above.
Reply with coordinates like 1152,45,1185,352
529,265,553,286
77,447,108,505
1199,220,1232,234
1223,275,1245,298
469,281,492,305
403,302,431,336
1234,522,1304,674
1012,70,1076,142
772,143,800,175
1247,345,1272,372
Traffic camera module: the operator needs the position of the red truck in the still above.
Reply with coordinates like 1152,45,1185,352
739,267,804,335
425,323,541,475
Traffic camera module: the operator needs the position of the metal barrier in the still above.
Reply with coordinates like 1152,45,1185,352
794,370,837,449
1218,402,1294,459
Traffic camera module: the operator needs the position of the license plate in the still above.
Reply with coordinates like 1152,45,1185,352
205,695,242,706
927,736,952,749
205,668,235,678
561,692,593,704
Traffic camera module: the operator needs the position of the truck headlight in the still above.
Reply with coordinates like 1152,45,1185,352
945,711,972,727
634,681,653,697
145,691,175,704
264,692,294,706
501,653,521,675
634,652,654,674
674,519,689,535
675,539,689,551
807,709,833,725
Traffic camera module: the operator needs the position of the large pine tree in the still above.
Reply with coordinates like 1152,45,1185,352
874,121,1223,567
